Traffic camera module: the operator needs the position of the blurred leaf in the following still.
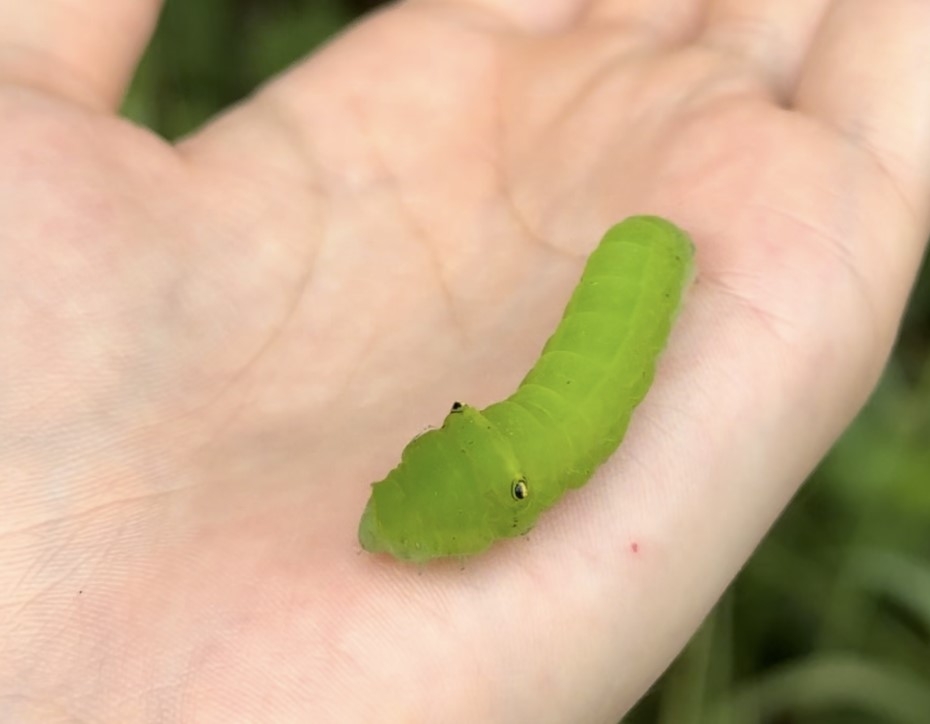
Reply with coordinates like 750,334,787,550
713,655,930,724
124,0,356,138
653,598,734,724
247,0,354,84
847,548,930,638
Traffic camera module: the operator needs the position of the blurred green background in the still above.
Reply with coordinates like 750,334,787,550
124,2,930,721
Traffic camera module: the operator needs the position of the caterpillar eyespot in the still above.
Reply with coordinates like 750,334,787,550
358,215,695,562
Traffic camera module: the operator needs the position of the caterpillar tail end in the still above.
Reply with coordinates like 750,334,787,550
357,497,384,554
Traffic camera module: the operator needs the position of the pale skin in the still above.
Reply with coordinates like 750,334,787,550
1,0,929,721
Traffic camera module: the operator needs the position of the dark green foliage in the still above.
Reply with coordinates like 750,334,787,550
124,0,354,138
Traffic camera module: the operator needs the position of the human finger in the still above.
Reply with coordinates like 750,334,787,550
700,0,831,97
0,0,162,110
795,1,930,221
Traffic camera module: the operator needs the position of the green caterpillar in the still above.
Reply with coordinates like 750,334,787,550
358,215,695,562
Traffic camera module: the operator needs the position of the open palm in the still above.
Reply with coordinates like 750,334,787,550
2,1,929,721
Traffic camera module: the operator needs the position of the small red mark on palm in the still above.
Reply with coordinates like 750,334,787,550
631,542,639,553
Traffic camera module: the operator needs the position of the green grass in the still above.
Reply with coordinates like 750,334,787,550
125,3,930,720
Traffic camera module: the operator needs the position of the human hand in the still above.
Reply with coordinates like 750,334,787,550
2,1,929,721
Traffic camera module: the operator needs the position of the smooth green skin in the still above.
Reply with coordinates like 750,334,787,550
358,216,695,562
